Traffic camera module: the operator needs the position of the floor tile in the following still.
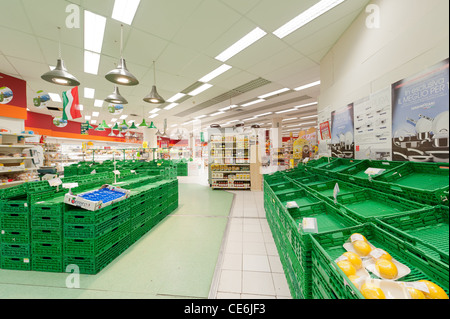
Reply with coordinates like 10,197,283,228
242,271,275,296
272,273,291,297
268,255,284,273
222,253,242,271
242,242,267,255
217,270,242,294
242,255,271,272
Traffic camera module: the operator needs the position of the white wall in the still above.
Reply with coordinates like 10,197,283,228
0,116,25,133
318,0,449,154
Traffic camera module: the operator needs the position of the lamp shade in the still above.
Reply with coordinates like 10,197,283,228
41,59,80,86
105,86,128,104
100,120,109,129
143,85,165,104
112,123,120,130
139,119,148,127
105,58,139,86
120,120,129,128
148,122,157,129
129,122,138,130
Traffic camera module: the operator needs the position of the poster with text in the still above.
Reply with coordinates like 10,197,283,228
392,58,449,162
331,103,355,159
354,87,392,160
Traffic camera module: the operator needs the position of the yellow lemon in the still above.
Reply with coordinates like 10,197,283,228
353,240,372,257
351,233,367,242
360,282,386,299
370,248,393,261
407,287,425,299
375,259,398,280
343,251,363,270
418,280,449,299
337,260,356,277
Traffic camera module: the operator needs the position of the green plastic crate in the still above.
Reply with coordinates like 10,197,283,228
313,158,361,174
64,201,129,225
310,223,449,299
337,189,430,223
304,157,338,168
306,179,364,203
374,206,449,265
1,256,31,271
31,228,62,242
1,243,30,257
275,188,321,210
0,229,30,244
31,214,62,230
31,241,62,256
290,174,331,187
31,255,62,273
0,211,29,230
0,199,29,212
337,159,404,183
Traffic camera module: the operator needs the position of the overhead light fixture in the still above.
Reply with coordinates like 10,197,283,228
95,124,105,131
100,120,109,128
195,115,207,119
48,93,62,103
105,86,128,104
105,24,139,86
120,115,128,120
85,121,94,130
149,108,160,114
92,112,99,117
139,118,148,127
301,115,318,120
85,115,92,121
167,93,186,103
296,102,318,109
149,114,159,119
143,61,165,104
255,112,273,117
188,83,213,97
199,64,232,83
275,108,297,114
84,10,106,53
94,100,104,107
215,27,267,62
241,99,265,107
219,105,238,112
112,0,141,25
258,88,290,99
164,103,178,110
120,119,129,129
243,117,257,122
112,123,120,130
84,88,95,99
299,121,318,126
282,117,298,122
41,27,80,86
148,122,157,129
210,111,224,117
129,122,138,130
84,50,101,75
273,0,345,39
294,80,321,91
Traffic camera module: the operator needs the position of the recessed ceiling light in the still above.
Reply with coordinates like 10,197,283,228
112,0,141,25
258,88,290,99
84,88,95,99
164,103,179,110
78,104,84,111
219,105,238,112
210,111,225,117
215,27,267,62
294,80,321,91
149,108,160,114
241,99,265,107
199,64,232,83
94,100,104,107
296,102,318,109
167,93,186,103
301,115,318,119
48,93,62,103
195,115,207,119
120,115,128,119
275,108,297,114
255,112,273,117
92,112,99,117
111,118,118,122
84,11,107,53
282,117,298,122
149,113,159,119
273,0,345,39
91,120,97,124
85,115,92,120
188,83,213,96
243,117,257,122
84,50,101,75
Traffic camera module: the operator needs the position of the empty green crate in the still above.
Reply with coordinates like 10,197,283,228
269,181,303,196
31,241,62,256
64,202,129,225
131,209,153,229
0,184,27,199
306,180,364,203
374,206,449,265
31,255,62,273
275,188,322,209
63,234,130,275
337,189,429,222
31,214,62,229
337,159,404,182
310,223,449,299
290,174,331,187
0,199,28,212
314,158,361,174
0,212,29,230
263,173,290,187
305,157,338,168
0,229,30,244
1,243,30,257
1,256,31,271
282,168,311,180
64,220,130,256
64,209,130,239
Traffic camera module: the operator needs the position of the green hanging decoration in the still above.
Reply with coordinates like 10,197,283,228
148,121,157,129
129,121,138,130
139,119,148,127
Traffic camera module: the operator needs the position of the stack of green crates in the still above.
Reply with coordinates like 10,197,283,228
0,197,31,271
31,193,65,272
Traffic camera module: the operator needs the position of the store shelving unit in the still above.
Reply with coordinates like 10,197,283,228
0,132,40,188
208,128,261,190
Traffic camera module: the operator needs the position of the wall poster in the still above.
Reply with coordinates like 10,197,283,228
354,87,392,161
330,103,355,159
392,58,449,162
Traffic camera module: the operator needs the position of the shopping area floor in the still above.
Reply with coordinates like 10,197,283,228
0,170,291,299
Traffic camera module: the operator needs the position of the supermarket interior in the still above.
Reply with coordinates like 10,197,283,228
0,0,449,303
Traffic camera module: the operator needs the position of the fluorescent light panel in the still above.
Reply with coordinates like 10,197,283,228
48,93,62,103
241,99,265,107
282,117,298,122
294,80,321,91
210,111,224,117
275,108,297,114
258,88,290,99
149,114,159,119
296,102,318,109
195,115,207,119
84,11,107,53
167,93,186,103
255,112,273,117
112,0,141,25
215,27,267,62
273,0,345,39
94,100,104,107
164,103,179,110
301,115,318,119
84,88,95,99
199,64,232,83
85,115,91,120
84,50,101,75
219,105,238,112
188,83,213,96
119,115,128,119
149,108,160,114
92,112,99,117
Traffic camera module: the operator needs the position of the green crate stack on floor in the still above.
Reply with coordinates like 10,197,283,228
129,185,156,244
0,195,32,271
167,179,179,214
63,199,131,275
30,192,65,272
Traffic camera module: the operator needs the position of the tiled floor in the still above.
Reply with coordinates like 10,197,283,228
183,165,292,299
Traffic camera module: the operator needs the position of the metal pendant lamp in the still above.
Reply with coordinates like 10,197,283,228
120,120,129,130
41,27,80,87
105,25,139,86
139,118,148,127
105,86,128,104
143,61,165,104
100,120,109,129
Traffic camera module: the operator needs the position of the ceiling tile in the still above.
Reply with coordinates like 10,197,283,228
0,1,33,33
219,0,262,15
0,26,46,64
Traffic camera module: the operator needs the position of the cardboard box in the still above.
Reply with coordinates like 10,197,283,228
64,184,131,211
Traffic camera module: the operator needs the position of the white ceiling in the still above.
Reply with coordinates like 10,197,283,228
0,0,370,134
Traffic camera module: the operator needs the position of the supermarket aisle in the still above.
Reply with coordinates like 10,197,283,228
209,190,292,299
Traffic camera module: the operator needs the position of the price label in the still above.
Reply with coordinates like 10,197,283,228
48,178,62,187
62,183,79,189
113,170,121,175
